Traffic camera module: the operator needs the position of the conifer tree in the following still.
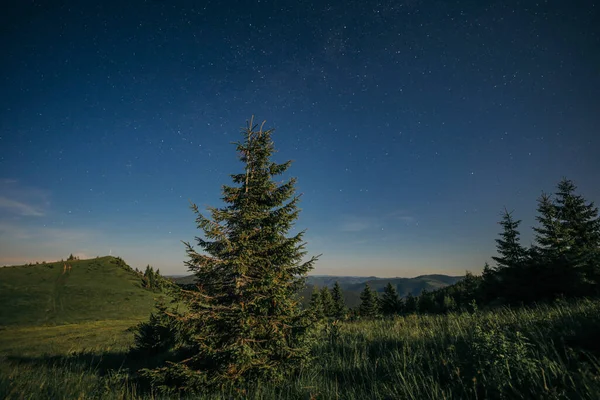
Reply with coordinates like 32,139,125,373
442,295,457,312
456,271,481,305
404,292,417,314
320,286,334,318
417,288,435,313
358,283,378,318
554,179,600,288
330,281,346,319
492,209,528,270
139,118,319,390
533,192,568,263
143,265,155,289
309,286,324,320
380,282,400,316
528,179,600,298
480,262,501,303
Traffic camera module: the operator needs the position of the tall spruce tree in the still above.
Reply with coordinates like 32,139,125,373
530,179,600,298
139,118,319,390
491,209,528,270
358,283,378,318
554,178,600,288
380,282,401,316
330,281,346,319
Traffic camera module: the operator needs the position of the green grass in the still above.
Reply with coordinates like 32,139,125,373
0,256,161,327
2,298,600,399
0,320,141,357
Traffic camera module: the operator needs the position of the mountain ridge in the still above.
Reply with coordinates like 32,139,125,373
170,273,464,308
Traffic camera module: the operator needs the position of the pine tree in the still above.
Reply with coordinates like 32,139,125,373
139,118,319,390
330,281,346,319
480,262,500,303
309,286,324,320
417,289,435,313
358,283,378,318
555,178,600,289
320,286,334,318
380,282,400,316
533,192,569,262
491,209,528,270
459,271,481,305
442,295,457,312
531,179,600,298
404,292,417,314
143,265,155,289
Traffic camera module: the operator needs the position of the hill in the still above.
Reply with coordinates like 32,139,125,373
0,256,162,327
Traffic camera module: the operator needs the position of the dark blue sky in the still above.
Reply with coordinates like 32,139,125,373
1,0,599,276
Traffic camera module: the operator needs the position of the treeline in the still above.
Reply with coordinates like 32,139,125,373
360,178,600,317
308,280,459,319
134,265,172,291
309,178,599,319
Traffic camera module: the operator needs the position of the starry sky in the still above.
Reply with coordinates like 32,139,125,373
1,0,599,276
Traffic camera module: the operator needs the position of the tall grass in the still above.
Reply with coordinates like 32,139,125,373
2,299,600,399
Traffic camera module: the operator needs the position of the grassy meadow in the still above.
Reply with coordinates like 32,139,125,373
2,265,600,400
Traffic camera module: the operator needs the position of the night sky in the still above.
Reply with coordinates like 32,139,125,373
1,0,599,276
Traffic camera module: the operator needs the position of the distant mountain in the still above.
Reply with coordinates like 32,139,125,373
300,274,463,308
305,275,376,288
171,273,464,309
169,274,197,285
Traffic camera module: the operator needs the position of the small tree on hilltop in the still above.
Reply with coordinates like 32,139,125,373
143,265,156,289
138,118,319,391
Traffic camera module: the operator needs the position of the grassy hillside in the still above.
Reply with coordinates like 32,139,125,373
0,256,161,327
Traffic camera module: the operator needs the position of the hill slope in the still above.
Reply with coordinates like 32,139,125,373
0,256,161,327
